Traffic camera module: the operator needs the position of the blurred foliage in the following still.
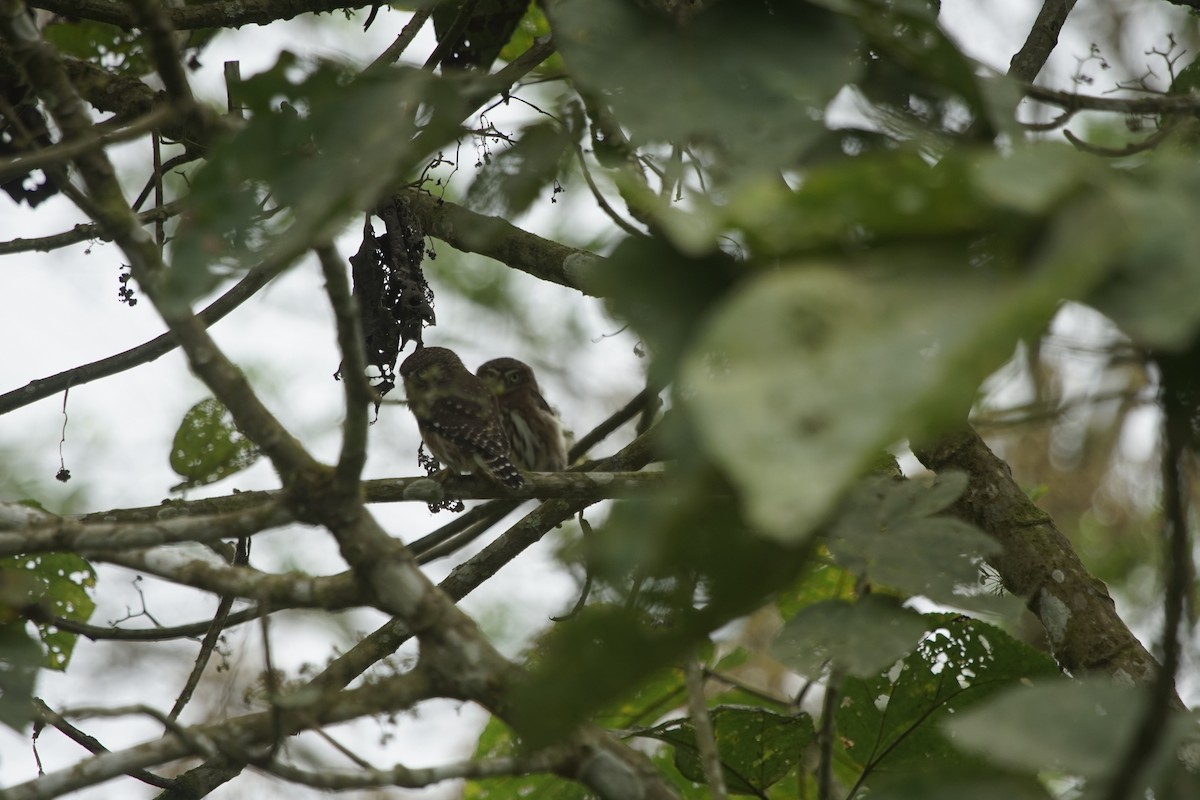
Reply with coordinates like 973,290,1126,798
947,678,1196,787
167,55,468,308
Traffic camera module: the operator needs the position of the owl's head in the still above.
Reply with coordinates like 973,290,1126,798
400,346,467,389
477,357,538,397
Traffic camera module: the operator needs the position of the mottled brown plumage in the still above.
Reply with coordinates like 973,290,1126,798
399,347,527,490
476,357,568,473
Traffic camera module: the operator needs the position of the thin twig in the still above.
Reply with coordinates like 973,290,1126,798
168,538,250,722
0,201,183,255
684,654,728,800
32,699,177,791
40,605,264,641
1063,124,1176,157
574,142,644,237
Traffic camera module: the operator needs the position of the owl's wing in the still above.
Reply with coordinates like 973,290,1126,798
425,395,511,459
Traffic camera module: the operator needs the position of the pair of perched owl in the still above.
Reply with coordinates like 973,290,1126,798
399,347,568,490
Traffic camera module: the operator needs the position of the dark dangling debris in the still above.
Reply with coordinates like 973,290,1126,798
342,195,436,403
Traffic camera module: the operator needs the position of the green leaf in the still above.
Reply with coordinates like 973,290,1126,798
552,0,862,175
727,150,1011,258
465,121,573,217
43,19,154,77
679,264,995,541
169,397,261,491
0,622,40,731
826,475,1014,614
837,616,1059,786
642,706,814,796
510,603,693,747
682,188,1128,543
0,554,96,670
944,678,1187,780
771,596,932,678
168,57,465,308
497,2,561,70
860,772,1053,800
1090,154,1200,349
972,144,1098,215
590,237,737,383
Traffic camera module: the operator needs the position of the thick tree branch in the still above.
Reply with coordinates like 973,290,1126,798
913,427,1170,688
1008,0,1078,82
258,747,571,790
71,472,667,527
93,549,365,610
28,0,376,31
317,243,371,489
399,188,605,292
5,666,438,800
0,501,291,558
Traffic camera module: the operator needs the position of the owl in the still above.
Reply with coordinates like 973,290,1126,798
476,357,568,472
399,346,527,490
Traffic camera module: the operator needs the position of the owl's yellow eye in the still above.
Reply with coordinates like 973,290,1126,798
507,371,520,384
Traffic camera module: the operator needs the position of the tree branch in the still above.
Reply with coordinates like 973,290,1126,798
92,549,364,610
70,472,667,528
257,747,569,790
317,243,371,489
1008,0,1078,82
399,188,606,293
40,605,265,642
912,427,1172,690
28,0,378,31
5,666,438,800
0,501,291,558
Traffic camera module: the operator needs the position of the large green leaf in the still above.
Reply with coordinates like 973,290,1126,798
552,0,862,175
679,263,993,541
681,185,1128,542
169,397,261,491
771,595,932,679
946,678,1198,792
826,474,1016,614
641,706,815,796
837,616,1059,787
1091,153,1200,349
